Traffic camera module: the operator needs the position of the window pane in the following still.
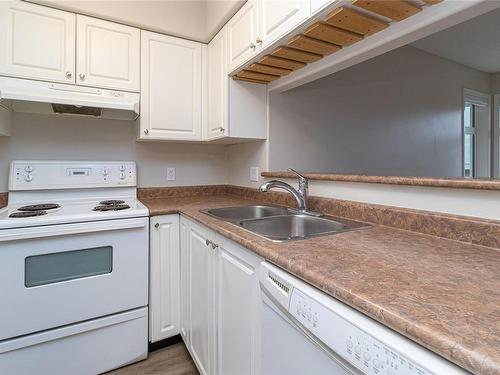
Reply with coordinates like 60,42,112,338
25,246,113,287
464,134,474,177
464,103,473,128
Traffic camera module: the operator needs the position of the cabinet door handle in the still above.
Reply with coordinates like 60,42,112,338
249,42,256,49
206,239,212,246
215,126,225,132
66,71,72,78
79,73,85,80
144,129,149,135
211,243,218,250
256,37,262,45
154,223,160,229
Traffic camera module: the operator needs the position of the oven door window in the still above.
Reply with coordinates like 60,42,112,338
25,246,113,287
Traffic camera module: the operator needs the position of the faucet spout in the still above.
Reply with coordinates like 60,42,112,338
259,169,323,217
259,180,306,210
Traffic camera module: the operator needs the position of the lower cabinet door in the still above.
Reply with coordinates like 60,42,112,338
185,218,216,375
149,215,180,342
179,217,262,375
216,235,262,375
179,218,190,344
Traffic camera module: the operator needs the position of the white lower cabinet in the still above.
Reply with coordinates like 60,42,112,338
216,234,262,375
149,215,180,343
180,217,217,375
177,216,262,375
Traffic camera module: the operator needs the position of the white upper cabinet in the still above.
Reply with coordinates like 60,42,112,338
140,31,203,141
259,0,310,48
205,25,267,142
206,27,228,140
226,0,311,73
0,1,75,84
227,0,259,72
76,15,140,92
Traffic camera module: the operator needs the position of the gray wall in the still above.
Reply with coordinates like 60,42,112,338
269,45,492,177
0,113,228,191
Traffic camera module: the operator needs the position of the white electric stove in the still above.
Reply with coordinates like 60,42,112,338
0,161,150,375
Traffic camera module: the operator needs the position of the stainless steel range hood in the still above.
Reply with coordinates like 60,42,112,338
0,76,140,121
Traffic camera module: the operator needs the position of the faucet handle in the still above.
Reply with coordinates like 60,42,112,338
288,168,308,182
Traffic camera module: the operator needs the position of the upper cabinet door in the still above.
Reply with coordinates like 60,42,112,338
140,31,202,141
0,1,75,84
206,27,228,141
227,0,259,72
259,0,310,48
77,15,140,91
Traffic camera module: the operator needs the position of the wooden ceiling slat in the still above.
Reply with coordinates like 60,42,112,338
236,70,280,82
305,23,362,46
422,0,442,4
352,0,422,21
272,46,323,63
288,35,341,56
233,76,268,84
325,7,389,36
247,63,292,76
259,55,306,70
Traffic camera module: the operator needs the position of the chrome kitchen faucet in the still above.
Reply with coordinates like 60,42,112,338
259,168,323,217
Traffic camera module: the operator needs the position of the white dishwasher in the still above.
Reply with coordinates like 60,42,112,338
259,262,468,375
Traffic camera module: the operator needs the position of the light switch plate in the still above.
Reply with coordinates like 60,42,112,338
167,167,176,181
250,166,259,182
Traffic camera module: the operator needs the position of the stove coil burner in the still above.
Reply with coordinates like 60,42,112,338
93,204,131,211
9,210,47,218
18,204,60,211
99,200,126,205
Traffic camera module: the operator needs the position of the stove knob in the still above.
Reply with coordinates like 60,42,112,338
25,174,33,182
119,172,126,180
24,165,33,173
102,168,109,176
119,164,126,172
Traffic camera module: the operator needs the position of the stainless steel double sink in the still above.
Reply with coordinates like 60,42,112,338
201,205,369,242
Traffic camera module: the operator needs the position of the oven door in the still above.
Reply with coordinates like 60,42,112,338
0,217,148,340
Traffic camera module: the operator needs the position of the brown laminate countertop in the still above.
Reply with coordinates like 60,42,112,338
141,195,500,375
262,171,500,191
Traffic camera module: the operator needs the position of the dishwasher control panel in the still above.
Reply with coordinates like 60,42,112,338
289,288,433,375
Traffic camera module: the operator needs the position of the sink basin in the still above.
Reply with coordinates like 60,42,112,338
239,214,368,242
202,205,370,242
203,205,290,222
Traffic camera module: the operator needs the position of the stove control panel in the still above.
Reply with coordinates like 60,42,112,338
9,161,137,190
289,289,434,375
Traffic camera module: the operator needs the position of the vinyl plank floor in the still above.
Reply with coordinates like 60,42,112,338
106,343,199,375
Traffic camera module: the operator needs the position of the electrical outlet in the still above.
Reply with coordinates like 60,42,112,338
166,167,176,181
250,166,259,182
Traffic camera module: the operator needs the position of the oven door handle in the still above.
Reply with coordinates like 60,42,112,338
0,217,147,242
